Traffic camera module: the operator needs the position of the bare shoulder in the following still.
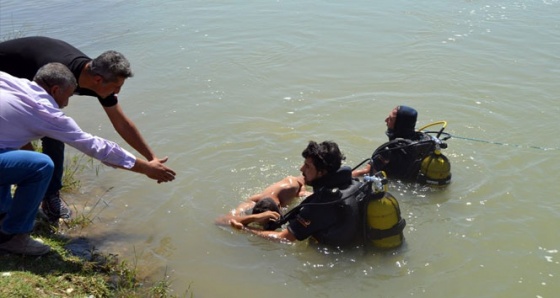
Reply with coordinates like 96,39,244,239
282,175,305,187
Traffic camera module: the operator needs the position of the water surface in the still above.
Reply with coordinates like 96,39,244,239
1,0,559,297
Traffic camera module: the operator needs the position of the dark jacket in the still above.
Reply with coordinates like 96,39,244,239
287,166,362,247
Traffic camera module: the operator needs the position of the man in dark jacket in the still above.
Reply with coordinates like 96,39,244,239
230,140,361,247
353,105,433,181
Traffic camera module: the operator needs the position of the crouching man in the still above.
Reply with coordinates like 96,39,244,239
0,63,176,255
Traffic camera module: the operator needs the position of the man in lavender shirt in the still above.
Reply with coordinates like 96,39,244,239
0,36,173,222
0,63,176,255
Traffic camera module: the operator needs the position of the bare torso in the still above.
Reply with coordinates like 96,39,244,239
255,175,307,207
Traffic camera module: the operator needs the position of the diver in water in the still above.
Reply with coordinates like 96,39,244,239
230,140,363,247
215,175,309,229
352,105,434,181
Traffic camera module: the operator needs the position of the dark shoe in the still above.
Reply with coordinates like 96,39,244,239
41,192,72,221
0,233,51,256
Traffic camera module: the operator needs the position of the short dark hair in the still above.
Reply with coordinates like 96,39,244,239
89,50,133,82
301,140,345,174
252,197,280,215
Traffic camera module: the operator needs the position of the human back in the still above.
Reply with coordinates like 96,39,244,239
256,175,307,207
0,36,90,80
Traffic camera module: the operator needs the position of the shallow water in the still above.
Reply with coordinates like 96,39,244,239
2,0,559,297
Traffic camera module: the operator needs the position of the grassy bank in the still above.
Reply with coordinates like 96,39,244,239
0,217,180,297
1,154,190,297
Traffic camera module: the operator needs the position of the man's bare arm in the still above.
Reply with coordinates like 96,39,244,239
103,103,156,161
230,219,297,242
215,211,280,227
352,164,371,178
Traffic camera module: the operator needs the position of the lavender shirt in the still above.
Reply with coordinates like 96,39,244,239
0,71,136,169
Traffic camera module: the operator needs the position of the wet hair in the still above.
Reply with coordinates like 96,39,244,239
252,197,280,215
89,50,133,82
301,140,345,174
387,105,418,140
253,197,282,231
33,62,77,91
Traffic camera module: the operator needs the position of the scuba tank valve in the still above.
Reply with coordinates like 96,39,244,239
363,172,388,193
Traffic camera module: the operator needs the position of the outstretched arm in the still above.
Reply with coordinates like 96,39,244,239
215,210,281,227
215,193,277,226
129,158,176,183
104,103,175,183
352,163,371,178
230,219,297,242
104,103,156,161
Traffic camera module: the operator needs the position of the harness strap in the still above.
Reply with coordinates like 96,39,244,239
367,218,406,240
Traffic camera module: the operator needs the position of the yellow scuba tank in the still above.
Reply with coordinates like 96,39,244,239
363,172,406,249
366,192,404,249
416,121,452,186
418,148,451,186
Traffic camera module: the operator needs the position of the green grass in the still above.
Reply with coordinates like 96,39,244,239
0,226,185,297
1,220,131,297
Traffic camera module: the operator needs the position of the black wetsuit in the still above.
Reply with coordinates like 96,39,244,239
287,167,361,247
371,132,434,180
0,36,117,106
373,105,435,181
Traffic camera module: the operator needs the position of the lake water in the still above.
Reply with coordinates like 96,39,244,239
1,0,559,297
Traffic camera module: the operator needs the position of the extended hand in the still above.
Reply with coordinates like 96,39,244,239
147,156,176,183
